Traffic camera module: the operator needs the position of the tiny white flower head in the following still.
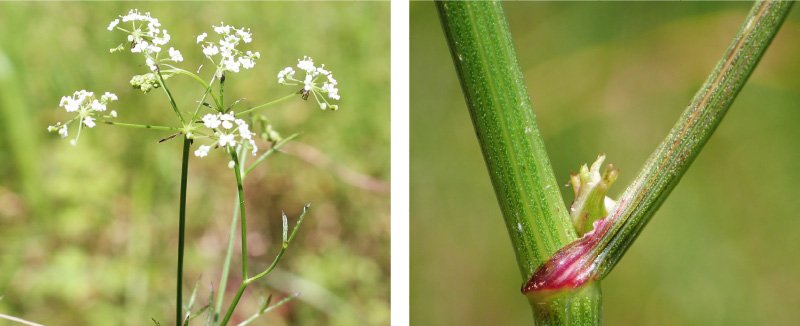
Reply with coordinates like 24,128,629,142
108,9,176,71
49,90,119,145
58,125,68,138
101,92,118,102
197,22,260,76
107,19,120,31
228,160,235,169
277,67,295,84
297,56,315,72
194,145,211,158
168,47,183,62
145,57,157,71
278,56,341,110
218,133,236,147
193,112,259,160
202,114,221,129
83,116,96,128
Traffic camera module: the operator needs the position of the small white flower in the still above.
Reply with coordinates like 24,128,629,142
107,19,120,31
83,116,96,128
297,56,315,72
277,67,295,84
193,112,259,160
152,30,170,46
278,56,341,110
101,92,118,102
218,133,236,147
228,160,235,169
109,9,173,69
202,44,219,56
213,22,231,35
220,112,235,129
198,23,259,75
194,145,211,158
303,74,313,91
90,100,107,112
202,114,221,129
146,57,157,71
50,89,119,144
239,57,255,69
236,29,252,43
168,47,183,62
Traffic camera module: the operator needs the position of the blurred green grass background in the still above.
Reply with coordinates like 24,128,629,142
0,2,389,325
412,2,800,325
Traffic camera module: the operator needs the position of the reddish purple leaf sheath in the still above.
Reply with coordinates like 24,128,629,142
521,198,624,294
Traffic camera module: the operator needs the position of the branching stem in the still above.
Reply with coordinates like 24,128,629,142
523,0,793,295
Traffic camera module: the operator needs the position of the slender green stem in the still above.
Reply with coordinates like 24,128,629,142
231,150,249,280
191,74,219,122
102,120,181,131
235,93,296,116
237,294,299,326
438,2,601,323
164,66,222,109
601,0,791,280
438,0,575,277
220,282,247,326
244,133,300,177
176,137,192,326
215,146,247,320
219,73,227,113
219,149,248,326
219,205,309,326
0,313,43,326
156,68,185,124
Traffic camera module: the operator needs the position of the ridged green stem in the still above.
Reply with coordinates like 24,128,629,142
437,1,600,324
176,137,191,326
592,0,793,279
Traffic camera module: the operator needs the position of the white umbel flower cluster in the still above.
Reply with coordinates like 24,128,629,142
277,56,340,110
108,9,182,71
193,112,258,158
197,22,260,77
48,90,118,145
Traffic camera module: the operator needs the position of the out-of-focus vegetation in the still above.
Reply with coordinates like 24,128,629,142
412,2,800,325
0,2,389,325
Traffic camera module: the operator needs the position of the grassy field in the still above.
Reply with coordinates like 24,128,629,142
412,2,800,325
0,2,389,325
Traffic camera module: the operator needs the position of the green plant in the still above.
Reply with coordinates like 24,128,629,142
438,0,792,324
47,9,341,325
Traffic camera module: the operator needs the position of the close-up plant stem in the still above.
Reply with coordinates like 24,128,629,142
438,0,792,324
177,136,191,326
236,93,296,117
523,0,794,294
157,69,186,125
102,121,180,132
437,1,599,323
